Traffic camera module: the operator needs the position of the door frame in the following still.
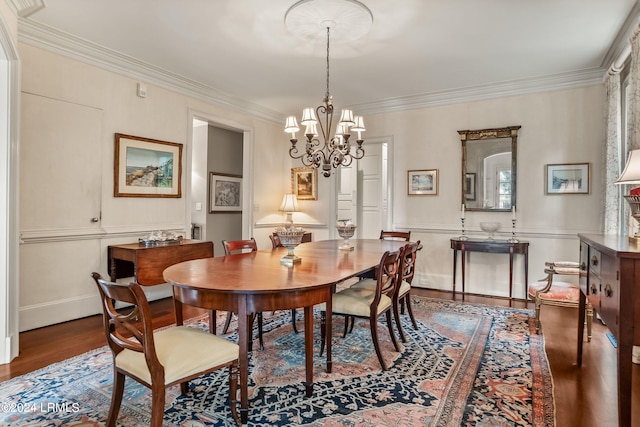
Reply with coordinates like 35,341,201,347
187,109,254,240
331,135,394,238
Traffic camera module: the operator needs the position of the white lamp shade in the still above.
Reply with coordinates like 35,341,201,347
279,194,299,212
616,149,640,184
304,123,318,136
339,109,355,126
335,122,348,136
352,116,366,132
284,116,299,133
301,108,317,125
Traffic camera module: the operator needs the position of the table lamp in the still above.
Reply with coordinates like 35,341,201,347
279,193,299,229
615,149,640,241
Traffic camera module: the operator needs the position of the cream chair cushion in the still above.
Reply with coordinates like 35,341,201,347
116,326,239,385
351,278,410,298
320,287,392,317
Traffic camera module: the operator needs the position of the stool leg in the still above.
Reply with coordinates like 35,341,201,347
534,295,542,335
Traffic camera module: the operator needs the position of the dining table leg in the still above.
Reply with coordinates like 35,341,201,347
304,305,314,397
237,295,249,424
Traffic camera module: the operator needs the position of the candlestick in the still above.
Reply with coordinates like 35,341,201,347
508,218,519,243
459,217,468,241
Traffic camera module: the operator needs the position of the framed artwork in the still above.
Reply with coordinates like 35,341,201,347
465,172,477,201
545,163,590,194
408,169,438,195
292,167,318,200
209,172,242,213
114,133,182,198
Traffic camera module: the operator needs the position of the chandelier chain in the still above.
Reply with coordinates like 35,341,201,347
325,26,330,102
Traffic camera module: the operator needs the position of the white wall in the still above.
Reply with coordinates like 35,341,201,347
364,85,605,298
18,43,285,331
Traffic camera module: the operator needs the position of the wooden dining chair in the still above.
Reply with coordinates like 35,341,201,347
90,273,240,427
319,250,402,370
221,238,266,350
359,230,411,280
349,241,420,342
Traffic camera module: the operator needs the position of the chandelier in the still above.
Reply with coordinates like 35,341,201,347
284,2,369,178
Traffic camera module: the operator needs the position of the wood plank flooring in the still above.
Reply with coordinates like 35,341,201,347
1,289,638,426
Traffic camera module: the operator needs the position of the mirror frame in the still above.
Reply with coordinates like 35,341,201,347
458,125,521,212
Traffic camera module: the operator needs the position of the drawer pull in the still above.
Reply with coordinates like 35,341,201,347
590,284,598,295
580,262,587,270
604,283,613,298
590,255,599,267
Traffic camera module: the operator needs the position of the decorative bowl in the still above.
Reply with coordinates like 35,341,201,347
275,227,306,266
479,222,500,240
336,220,357,251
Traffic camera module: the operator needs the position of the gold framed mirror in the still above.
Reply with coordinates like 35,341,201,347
458,126,520,212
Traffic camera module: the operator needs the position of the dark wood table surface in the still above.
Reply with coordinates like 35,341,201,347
163,238,408,423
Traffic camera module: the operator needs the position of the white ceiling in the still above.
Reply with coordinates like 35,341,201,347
16,0,640,121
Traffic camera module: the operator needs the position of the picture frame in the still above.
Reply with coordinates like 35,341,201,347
545,163,590,194
465,172,477,201
114,133,182,198
209,172,243,213
408,169,438,196
292,167,318,200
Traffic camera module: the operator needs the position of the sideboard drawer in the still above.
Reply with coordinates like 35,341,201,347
599,252,620,338
589,248,601,276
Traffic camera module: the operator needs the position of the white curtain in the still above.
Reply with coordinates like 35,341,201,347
604,71,621,234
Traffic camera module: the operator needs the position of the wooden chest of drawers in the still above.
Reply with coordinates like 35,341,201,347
578,234,640,426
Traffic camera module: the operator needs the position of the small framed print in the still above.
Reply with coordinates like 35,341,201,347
291,167,318,200
408,169,438,196
465,172,477,201
209,172,242,213
545,163,590,194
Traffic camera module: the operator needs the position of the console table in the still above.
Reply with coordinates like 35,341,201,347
578,233,640,427
450,238,529,300
108,239,213,286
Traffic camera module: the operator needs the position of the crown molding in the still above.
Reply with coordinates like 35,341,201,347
8,0,45,18
17,19,284,124
18,15,609,121
601,1,640,72
347,68,606,116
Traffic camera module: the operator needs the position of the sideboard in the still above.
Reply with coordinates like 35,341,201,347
108,239,214,286
578,233,640,427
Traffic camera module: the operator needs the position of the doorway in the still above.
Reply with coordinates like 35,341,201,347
334,136,392,238
189,113,253,249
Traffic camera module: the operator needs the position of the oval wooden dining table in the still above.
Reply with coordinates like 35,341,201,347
163,238,408,423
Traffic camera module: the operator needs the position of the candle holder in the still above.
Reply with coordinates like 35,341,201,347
458,218,469,241
507,219,519,243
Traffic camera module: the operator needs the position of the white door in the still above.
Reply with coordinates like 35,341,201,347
335,138,391,239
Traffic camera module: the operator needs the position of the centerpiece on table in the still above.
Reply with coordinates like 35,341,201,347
336,220,357,251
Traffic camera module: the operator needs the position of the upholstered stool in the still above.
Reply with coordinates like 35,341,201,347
527,261,593,341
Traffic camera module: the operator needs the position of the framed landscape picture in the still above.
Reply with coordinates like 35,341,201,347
114,133,182,198
545,163,590,194
292,167,317,200
209,172,242,213
408,169,438,195
465,172,477,201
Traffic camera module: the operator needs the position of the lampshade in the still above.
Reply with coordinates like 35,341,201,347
284,116,299,133
339,109,355,126
351,116,366,132
616,149,640,184
300,108,317,125
279,194,299,213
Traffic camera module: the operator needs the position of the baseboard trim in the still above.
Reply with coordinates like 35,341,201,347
19,285,173,332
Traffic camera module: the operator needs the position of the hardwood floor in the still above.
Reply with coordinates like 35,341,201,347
1,289,638,426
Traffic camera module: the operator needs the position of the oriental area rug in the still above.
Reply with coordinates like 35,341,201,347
0,297,554,426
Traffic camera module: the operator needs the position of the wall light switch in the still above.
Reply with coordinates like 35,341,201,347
137,83,147,98
195,202,202,211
